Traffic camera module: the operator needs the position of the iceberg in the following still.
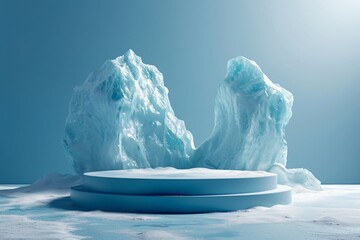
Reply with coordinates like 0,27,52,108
192,56,321,190
64,50,195,174
64,50,321,190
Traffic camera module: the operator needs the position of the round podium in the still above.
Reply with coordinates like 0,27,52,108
71,168,291,213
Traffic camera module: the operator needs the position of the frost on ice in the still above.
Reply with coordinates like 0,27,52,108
64,50,321,190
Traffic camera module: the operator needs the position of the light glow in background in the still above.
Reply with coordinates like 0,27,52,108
0,0,359,183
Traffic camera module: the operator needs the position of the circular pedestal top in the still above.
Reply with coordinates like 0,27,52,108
84,168,275,179
82,168,277,195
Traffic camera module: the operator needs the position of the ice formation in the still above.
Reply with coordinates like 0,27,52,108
192,57,321,190
64,50,321,190
64,50,194,174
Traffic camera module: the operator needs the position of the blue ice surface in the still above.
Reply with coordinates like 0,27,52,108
2,184,360,240
64,50,321,190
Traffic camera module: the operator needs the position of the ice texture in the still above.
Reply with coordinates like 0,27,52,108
64,50,321,190
192,56,321,190
64,50,195,174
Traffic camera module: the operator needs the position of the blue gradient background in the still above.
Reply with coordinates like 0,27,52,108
1,0,359,183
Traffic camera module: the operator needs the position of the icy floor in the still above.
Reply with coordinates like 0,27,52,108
0,178,359,240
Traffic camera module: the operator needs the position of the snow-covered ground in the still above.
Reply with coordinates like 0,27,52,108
0,174,359,240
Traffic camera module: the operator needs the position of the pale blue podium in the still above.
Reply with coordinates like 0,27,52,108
71,168,291,213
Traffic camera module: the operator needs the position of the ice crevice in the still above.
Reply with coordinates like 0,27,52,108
64,49,321,190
